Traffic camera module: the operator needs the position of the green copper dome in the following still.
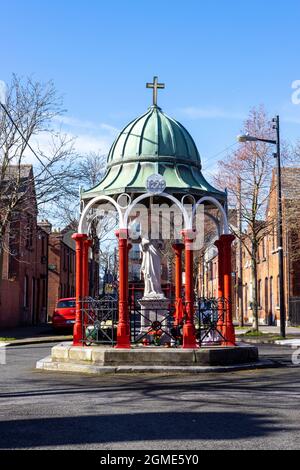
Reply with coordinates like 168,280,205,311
107,106,201,169
82,105,225,201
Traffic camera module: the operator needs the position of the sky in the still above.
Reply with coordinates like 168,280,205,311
1,0,300,177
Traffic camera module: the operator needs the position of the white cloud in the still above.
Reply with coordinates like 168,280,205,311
179,106,245,120
22,114,119,165
52,114,119,154
0,80,7,105
54,115,119,135
29,130,113,159
70,132,113,154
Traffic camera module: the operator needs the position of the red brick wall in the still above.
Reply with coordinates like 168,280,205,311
0,221,49,328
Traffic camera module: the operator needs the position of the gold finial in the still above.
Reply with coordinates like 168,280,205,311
146,76,165,107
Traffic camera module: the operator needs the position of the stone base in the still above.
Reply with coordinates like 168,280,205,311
138,297,169,326
137,297,170,344
36,342,264,375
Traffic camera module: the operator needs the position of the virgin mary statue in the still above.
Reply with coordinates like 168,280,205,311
140,238,165,299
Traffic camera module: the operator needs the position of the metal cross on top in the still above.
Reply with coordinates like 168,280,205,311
146,76,165,107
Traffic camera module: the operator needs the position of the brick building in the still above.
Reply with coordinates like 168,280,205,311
242,168,300,326
0,166,49,328
199,168,300,326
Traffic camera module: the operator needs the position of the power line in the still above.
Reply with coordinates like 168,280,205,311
202,141,238,171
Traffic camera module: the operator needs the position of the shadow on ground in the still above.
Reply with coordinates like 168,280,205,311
0,411,286,449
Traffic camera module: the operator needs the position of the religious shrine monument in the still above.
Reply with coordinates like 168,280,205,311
37,78,259,373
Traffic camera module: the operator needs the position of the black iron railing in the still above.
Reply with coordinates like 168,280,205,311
195,297,228,346
130,301,180,346
80,295,230,347
81,296,118,346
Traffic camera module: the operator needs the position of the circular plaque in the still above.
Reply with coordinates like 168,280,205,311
146,174,166,194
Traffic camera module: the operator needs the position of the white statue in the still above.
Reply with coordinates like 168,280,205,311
140,238,165,299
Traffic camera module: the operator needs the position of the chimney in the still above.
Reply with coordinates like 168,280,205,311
38,219,53,235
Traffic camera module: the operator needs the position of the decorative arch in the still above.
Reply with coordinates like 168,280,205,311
123,192,191,230
192,196,229,235
78,195,124,235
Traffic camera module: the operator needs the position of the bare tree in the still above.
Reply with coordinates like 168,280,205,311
214,106,277,331
77,151,107,188
51,151,107,230
0,75,76,289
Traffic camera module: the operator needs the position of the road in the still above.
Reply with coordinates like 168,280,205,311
0,342,299,450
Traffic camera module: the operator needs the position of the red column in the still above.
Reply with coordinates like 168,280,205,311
182,230,197,349
115,229,131,349
83,239,93,298
127,243,132,302
214,239,225,332
72,233,88,346
126,242,132,313
220,234,236,347
172,243,184,326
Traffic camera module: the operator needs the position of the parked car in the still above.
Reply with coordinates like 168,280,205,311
52,298,76,330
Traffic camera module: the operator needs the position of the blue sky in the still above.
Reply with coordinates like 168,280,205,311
1,0,300,175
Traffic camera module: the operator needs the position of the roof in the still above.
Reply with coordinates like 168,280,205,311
0,164,36,208
107,105,201,168
50,227,76,252
82,106,225,202
3,165,33,180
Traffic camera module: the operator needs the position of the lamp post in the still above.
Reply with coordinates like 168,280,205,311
237,115,286,338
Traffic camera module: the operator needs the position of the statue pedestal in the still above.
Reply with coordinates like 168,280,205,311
138,297,171,344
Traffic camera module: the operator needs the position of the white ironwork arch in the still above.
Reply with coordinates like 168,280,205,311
193,196,229,235
123,192,191,230
78,195,124,235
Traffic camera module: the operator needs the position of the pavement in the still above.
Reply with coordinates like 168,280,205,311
236,325,300,336
0,341,300,449
0,324,72,346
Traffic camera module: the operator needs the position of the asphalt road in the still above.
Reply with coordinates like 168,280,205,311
0,342,299,450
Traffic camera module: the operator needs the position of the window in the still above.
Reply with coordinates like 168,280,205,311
277,275,280,307
258,280,262,309
270,277,274,316
262,238,266,260
26,215,34,248
70,253,73,273
8,219,20,278
41,236,45,256
24,275,29,308
42,279,47,308
272,226,276,252
209,261,213,281
265,278,269,317
63,248,67,271
245,284,248,313
57,300,76,309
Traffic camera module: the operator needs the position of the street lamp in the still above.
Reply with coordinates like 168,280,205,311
237,116,286,338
